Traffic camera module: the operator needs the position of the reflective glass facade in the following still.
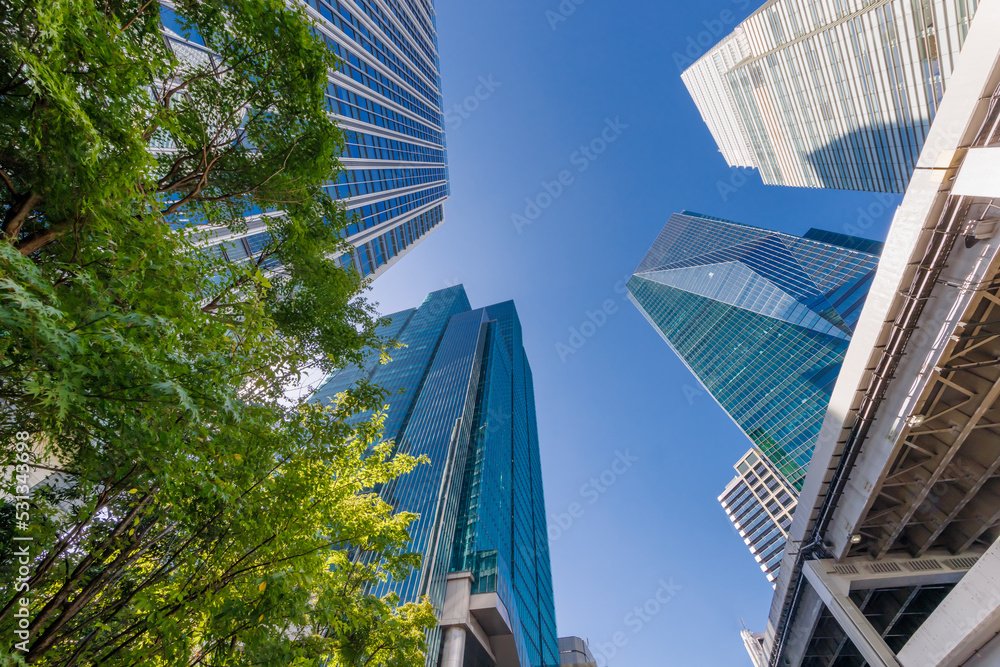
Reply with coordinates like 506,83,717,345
312,286,559,667
162,0,449,278
627,212,881,488
681,0,979,192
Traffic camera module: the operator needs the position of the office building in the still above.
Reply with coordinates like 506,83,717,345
682,0,979,192
719,449,798,584
161,0,449,278
557,637,597,667
312,286,558,667
627,211,881,489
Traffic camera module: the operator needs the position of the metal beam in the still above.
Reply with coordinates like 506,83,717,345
917,450,1000,555
876,377,1000,557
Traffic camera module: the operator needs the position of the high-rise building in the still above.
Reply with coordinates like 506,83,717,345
557,637,597,667
719,449,798,584
162,0,449,278
681,0,980,192
627,212,881,488
311,286,559,667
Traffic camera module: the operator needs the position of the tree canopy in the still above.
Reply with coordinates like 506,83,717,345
0,0,434,664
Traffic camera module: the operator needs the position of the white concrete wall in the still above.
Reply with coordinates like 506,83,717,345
898,537,1000,667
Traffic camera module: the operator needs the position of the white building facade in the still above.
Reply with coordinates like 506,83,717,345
720,449,799,584
682,0,979,192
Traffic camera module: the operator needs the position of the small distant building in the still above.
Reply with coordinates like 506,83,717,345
558,636,597,667
719,449,798,585
740,629,767,667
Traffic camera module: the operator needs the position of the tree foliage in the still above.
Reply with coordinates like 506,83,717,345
0,0,434,664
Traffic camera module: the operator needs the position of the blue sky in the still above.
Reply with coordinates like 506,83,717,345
366,1,900,664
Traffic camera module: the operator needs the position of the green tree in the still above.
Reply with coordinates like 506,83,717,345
0,0,434,664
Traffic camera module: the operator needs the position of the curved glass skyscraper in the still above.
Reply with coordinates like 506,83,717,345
164,0,449,278
627,212,882,488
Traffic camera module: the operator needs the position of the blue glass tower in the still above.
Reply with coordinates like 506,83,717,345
312,286,559,667
310,0,449,279
162,0,449,279
627,212,882,489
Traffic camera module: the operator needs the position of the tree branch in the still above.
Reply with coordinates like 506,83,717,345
0,167,19,196
3,192,41,241
14,216,74,255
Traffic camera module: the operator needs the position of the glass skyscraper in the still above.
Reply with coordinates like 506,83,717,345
627,212,882,488
681,0,979,192
162,0,449,278
312,286,559,667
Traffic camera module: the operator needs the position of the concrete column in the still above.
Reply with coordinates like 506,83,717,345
802,561,901,667
441,626,467,667
897,536,1000,667
779,580,827,667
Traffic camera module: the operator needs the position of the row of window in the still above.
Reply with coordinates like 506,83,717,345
307,0,440,109
345,131,446,163
379,0,437,61
349,0,438,84
344,184,447,236
329,84,442,144
203,186,444,277
331,166,446,199
319,31,442,127
344,205,443,276
385,0,437,52
205,231,281,270
752,525,784,557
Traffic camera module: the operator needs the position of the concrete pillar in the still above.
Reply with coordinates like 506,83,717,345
779,580,826,667
897,536,1000,667
441,626,467,667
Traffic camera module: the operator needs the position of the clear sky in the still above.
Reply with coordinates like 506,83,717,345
366,1,900,664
